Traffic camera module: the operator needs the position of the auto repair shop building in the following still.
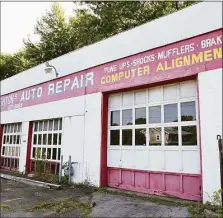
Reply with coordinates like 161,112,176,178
0,2,222,203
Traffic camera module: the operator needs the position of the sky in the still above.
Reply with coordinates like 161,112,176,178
1,2,75,54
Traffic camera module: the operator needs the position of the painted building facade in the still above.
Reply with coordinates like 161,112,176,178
0,2,222,203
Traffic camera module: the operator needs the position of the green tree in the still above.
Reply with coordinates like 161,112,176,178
0,51,31,80
23,3,71,63
1,1,200,81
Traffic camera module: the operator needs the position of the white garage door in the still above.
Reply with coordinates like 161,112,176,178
107,80,201,200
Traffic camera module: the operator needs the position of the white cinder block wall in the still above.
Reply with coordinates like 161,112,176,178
1,92,102,186
19,122,30,173
198,68,223,202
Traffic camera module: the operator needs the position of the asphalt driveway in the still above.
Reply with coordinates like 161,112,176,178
0,178,192,217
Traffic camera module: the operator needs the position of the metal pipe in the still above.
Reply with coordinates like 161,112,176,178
217,135,223,214
68,155,71,184
59,155,63,184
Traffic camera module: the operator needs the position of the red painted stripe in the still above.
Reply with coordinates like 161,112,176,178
196,77,203,201
100,93,108,186
0,124,4,167
25,121,33,173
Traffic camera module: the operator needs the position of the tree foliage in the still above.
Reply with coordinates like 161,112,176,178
0,1,199,81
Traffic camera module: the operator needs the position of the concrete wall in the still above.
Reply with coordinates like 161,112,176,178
1,2,222,95
198,68,223,202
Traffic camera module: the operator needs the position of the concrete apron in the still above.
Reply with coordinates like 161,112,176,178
0,173,61,190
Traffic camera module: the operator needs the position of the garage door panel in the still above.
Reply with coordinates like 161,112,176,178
122,92,133,106
109,94,121,108
164,150,181,172
121,149,134,168
107,149,121,167
180,81,197,98
149,150,164,171
133,149,148,170
182,150,200,173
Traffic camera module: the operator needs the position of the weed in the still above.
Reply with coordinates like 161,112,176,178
25,197,92,216
188,203,206,218
0,203,13,212
188,189,222,218
72,181,99,193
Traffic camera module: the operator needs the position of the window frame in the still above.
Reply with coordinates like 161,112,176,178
108,83,199,149
1,123,22,158
31,118,63,162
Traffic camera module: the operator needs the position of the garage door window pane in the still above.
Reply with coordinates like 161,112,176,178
38,134,42,145
122,109,132,125
164,104,178,123
52,148,57,160
32,148,36,158
149,106,161,123
53,133,58,145
149,128,162,146
181,101,196,121
59,119,62,130
38,121,43,131
164,127,178,146
58,148,61,160
182,126,197,145
54,119,59,130
135,129,146,146
42,148,46,159
2,147,5,155
122,129,132,145
43,121,48,131
49,120,53,131
135,108,146,124
47,148,51,159
34,122,38,132
110,111,120,126
33,134,37,145
43,134,47,145
58,133,62,145
48,134,52,145
110,130,120,145
16,135,20,144
3,136,6,144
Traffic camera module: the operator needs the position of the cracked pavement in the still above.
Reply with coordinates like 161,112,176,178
0,178,191,217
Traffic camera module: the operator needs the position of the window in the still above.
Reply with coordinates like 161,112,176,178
1,123,22,158
108,82,198,148
149,128,161,146
181,101,196,121
122,109,133,125
149,106,161,123
110,111,120,126
181,126,197,145
165,127,179,146
135,129,146,146
135,108,146,124
122,129,132,145
31,118,62,162
110,130,120,146
164,104,178,123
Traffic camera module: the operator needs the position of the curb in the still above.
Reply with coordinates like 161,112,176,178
0,173,62,190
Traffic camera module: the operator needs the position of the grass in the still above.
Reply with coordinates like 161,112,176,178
24,197,92,217
188,204,207,217
0,203,13,212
